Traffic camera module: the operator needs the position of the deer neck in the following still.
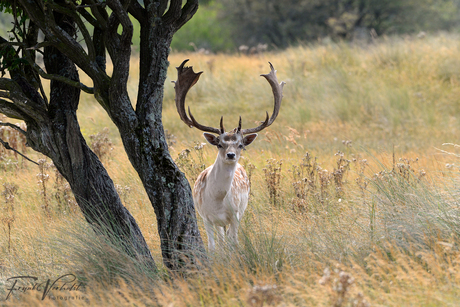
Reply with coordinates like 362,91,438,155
208,156,237,198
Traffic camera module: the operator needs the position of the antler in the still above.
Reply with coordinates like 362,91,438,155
173,59,223,134
241,62,285,135
174,60,284,136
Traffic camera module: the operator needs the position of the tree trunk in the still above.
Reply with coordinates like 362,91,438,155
23,10,157,269
9,0,204,271
113,22,205,271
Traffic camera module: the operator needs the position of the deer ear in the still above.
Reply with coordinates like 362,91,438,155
243,133,258,146
203,133,220,146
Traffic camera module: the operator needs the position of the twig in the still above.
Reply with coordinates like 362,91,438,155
76,3,105,9
0,138,38,165
0,42,23,48
25,41,54,50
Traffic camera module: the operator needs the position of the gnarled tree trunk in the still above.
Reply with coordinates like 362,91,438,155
0,0,205,270
0,7,156,268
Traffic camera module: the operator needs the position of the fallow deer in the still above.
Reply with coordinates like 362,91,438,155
174,60,285,251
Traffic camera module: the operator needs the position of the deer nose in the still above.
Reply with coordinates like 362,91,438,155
227,152,236,159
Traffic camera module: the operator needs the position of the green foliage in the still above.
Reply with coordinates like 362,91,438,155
126,2,234,52
171,2,235,52
0,1,26,25
0,1,15,14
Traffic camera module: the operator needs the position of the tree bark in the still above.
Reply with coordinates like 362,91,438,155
136,25,204,270
101,0,206,270
6,0,204,271
1,4,157,269
110,12,205,270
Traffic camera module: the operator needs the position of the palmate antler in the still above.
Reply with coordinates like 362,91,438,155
173,59,285,135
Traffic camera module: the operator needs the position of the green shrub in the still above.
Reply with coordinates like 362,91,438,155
171,2,235,53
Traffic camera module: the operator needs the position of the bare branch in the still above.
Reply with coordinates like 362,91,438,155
103,0,137,128
19,0,108,86
105,5,122,60
0,40,53,51
0,78,48,121
45,1,96,61
27,42,52,52
106,0,133,87
128,1,147,24
144,0,167,17
106,0,133,50
0,137,38,165
77,6,99,28
174,0,199,31
76,2,105,9
0,42,23,48
28,60,94,94
87,0,109,28
0,98,26,120
0,122,27,135
163,0,182,24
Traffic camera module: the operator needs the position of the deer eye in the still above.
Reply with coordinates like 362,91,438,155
217,144,223,149
238,144,244,149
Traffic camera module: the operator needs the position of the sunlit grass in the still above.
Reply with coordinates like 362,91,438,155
1,33,460,305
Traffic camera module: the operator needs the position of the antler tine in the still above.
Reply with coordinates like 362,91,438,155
241,62,285,135
220,116,225,134
188,107,223,134
237,116,242,133
174,59,221,135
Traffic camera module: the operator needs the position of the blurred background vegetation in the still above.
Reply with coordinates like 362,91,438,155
2,0,460,52
171,0,460,52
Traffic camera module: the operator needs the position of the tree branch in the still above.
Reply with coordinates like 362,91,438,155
76,2,105,9
23,20,49,105
87,0,109,29
28,60,94,94
0,98,26,120
174,0,199,31
106,0,133,87
104,0,137,129
144,0,168,17
163,0,183,25
93,27,107,73
0,137,38,165
106,0,133,50
19,0,108,87
2,30,92,95
0,122,27,135
128,1,147,24
105,9,122,67
77,6,99,28
0,78,48,121
45,1,97,61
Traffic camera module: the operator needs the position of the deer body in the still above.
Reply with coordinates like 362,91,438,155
174,60,285,251
194,163,249,249
194,163,248,226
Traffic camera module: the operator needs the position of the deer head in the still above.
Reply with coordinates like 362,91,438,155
173,60,285,164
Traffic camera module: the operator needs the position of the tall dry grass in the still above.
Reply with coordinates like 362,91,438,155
1,34,460,306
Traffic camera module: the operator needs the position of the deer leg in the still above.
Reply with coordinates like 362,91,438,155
227,219,239,245
216,226,225,249
204,221,216,252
